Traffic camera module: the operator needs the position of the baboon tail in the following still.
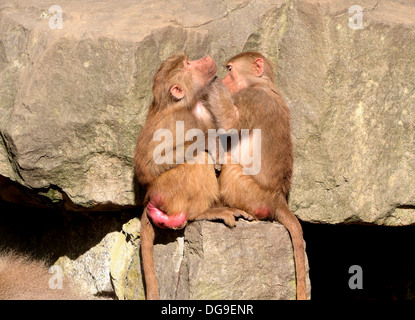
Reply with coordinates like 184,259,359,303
140,208,159,300
275,194,307,300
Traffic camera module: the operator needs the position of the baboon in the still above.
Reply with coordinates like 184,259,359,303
206,51,307,300
0,251,80,300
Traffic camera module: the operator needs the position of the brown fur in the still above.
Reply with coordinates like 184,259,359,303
207,51,307,300
135,53,252,300
0,252,81,300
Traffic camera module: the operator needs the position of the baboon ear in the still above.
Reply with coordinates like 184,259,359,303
253,58,264,77
170,85,186,100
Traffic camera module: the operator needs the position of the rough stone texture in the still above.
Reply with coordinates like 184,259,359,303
55,232,116,296
175,220,311,300
55,216,141,297
1,0,414,224
118,220,310,300
51,215,144,298
53,217,309,300
268,0,415,226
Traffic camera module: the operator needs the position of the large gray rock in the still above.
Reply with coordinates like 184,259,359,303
0,0,278,209
175,220,310,300
1,0,414,224
120,220,310,300
267,0,415,226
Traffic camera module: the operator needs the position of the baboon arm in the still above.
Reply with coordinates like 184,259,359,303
206,81,239,130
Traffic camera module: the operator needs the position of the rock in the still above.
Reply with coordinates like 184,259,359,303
55,231,117,296
0,204,309,300
109,217,141,299
176,220,310,299
52,215,142,298
0,0,268,209
121,220,310,300
274,0,415,226
1,0,414,225
122,224,185,300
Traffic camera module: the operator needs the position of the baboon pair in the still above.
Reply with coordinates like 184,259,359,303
135,52,307,300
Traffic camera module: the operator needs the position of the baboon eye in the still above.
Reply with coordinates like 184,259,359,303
226,65,232,72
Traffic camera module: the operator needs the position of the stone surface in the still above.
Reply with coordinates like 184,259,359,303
53,216,144,298
57,218,309,300
1,0,414,225
175,220,310,300
119,220,310,300
55,232,116,296
272,0,415,226
0,200,310,300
